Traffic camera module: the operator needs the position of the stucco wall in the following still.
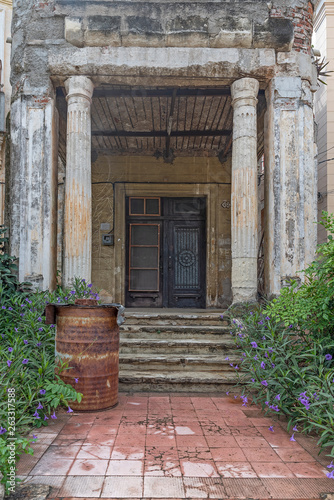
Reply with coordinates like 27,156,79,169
88,155,231,307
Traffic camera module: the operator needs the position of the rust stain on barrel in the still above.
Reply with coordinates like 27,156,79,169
54,305,119,411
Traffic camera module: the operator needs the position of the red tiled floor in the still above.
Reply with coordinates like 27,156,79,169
242,446,283,462
77,444,113,460
106,459,144,475
210,447,247,462
215,462,257,478
17,393,331,499
286,461,328,478
180,459,219,477
111,446,145,460
251,461,296,478
274,447,316,462
68,458,109,475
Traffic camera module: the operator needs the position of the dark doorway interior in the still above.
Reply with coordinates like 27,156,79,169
126,197,206,308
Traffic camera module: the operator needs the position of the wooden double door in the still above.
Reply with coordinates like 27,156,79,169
126,197,206,308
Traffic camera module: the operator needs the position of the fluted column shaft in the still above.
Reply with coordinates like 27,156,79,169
231,77,259,303
64,76,94,287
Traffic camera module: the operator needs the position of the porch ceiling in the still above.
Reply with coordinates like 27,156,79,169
57,85,266,163
91,86,233,158
56,85,233,162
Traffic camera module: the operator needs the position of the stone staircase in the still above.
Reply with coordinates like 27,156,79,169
118,310,241,392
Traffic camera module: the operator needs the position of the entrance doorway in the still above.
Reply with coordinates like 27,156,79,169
125,197,206,308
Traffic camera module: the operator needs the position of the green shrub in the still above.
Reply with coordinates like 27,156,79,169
0,228,100,493
227,212,334,478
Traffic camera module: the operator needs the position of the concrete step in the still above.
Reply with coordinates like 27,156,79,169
118,369,239,392
123,310,228,326
120,323,231,339
119,353,241,372
119,337,236,355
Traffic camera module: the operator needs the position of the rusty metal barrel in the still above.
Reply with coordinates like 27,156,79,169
46,302,121,411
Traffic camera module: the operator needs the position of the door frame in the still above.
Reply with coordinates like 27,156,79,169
113,183,220,307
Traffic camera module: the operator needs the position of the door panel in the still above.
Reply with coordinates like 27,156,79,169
168,221,205,308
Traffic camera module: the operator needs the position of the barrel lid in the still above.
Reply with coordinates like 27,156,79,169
45,303,125,326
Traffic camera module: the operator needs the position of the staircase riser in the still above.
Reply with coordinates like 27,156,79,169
120,345,235,355
119,361,238,372
124,318,228,327
120,332,231,340
119,380,237,393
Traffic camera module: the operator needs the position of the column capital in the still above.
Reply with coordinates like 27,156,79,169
231,77,259,108
65,76,94,103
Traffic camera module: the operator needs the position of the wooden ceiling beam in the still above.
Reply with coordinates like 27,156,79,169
92,129,232,137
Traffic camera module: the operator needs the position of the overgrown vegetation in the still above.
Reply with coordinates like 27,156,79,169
227,212,334,478
0,226,99,494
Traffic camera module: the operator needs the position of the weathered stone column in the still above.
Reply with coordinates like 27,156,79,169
10,90,58,290
231,77,259,303
64,76,94,287
264,77,317,296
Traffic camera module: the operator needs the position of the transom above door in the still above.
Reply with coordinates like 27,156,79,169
126,197,206,308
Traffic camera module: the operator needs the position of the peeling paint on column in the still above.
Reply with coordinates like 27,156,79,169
231,77,259,303
63,76,94,287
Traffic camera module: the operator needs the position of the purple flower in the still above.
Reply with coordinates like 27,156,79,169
242,353,246,357
74,378,79,383
20,304,25,308
37,403,43,410
50,324,55,328
325,354,332,361
268,348,273,354
67,407,73,413
70,291,76,295
261,380,268,387
8,347,13,353
1,306,6,310
289,325,293,329
254,355,258,360
229,363,234,367
20,313,25,317
22,359,28,364
262,336,266,340
293,425,298,432
265,401,269,406
234,395,238,399
88,283,93,288
290,433,296,442
23,340,28,345
258,321,264,325
265,316,270,320
33,411,40,419
226,391,229,395
326,470,334,479
38,327,43,332
264,352,268,358
234,365,239,370
37,342,42,347
7,360,12,368
8,307,13,311
0,427,7,434
251,378,255,383
37,317,42,322
220,314,224,319
44,415,49,420
260,362,266,369
269,426,274,432
40,389,46,395
327,461,334,469
270,405,279,412
51,412,57,419
251,342,258,348
225,357,229,361
271,363,276,368
32,434,38,440
275,394,281,401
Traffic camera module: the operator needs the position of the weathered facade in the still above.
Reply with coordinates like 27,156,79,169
9,0,318,308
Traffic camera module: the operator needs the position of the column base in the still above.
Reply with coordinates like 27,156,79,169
232,287,258,304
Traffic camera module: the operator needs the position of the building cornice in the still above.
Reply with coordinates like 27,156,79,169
0,0,12,7
314,1,334,31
